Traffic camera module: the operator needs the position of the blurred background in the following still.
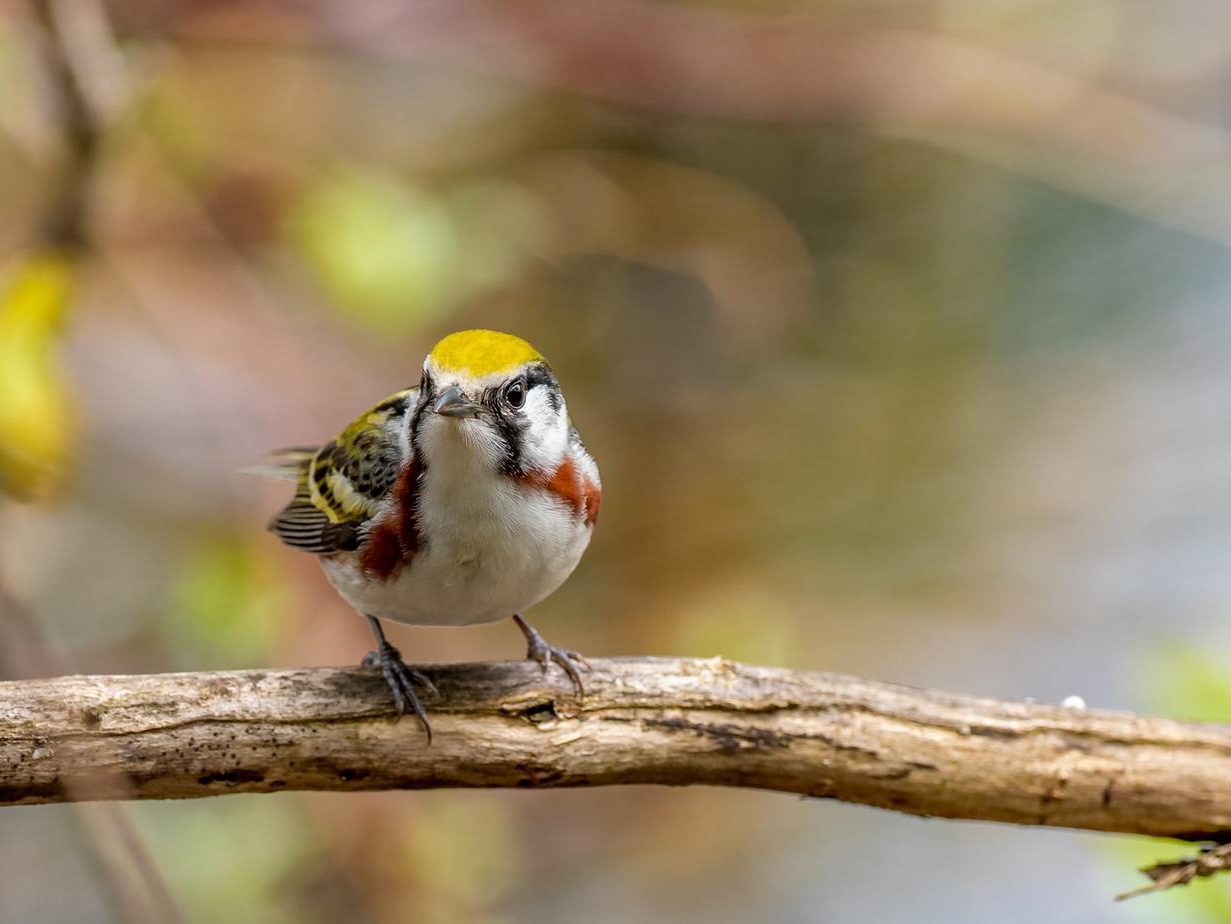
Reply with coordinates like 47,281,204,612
2,0,1231,920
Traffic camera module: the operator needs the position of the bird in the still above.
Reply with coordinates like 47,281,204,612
259,329,601,738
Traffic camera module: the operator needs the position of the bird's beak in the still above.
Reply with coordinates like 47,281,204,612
433,385,482,419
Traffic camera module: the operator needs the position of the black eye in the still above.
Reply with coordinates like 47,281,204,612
504,379,526,408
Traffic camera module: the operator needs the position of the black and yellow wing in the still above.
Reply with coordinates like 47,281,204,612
266,387,417,554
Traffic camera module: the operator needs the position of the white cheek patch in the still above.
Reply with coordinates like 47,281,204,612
518,389,569,473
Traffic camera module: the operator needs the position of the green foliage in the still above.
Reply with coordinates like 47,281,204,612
0,24,16,83
286,167,548,336
445,180,548,294
671,582,798,666
394,793,520,921
1109,646,1231,920
142,79,218,181
169,534,288,668
1113,838,1231,924
287,167,459,333
1140,645,1231,725
134,797,320,924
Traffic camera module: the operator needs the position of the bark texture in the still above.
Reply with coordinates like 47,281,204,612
1,657,1229,842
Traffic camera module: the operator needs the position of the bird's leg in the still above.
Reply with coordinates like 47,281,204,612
361,616,436,740
512,613,590,697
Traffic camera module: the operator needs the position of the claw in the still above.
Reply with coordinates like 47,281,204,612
513,614,589,698
361,622,435,741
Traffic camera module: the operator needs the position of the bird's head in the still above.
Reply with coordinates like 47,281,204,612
415,329,570,475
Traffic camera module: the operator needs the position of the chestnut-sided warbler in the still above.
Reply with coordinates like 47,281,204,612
262,330,600,736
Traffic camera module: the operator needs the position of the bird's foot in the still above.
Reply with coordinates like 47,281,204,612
515,615,590,697
361,643,437,740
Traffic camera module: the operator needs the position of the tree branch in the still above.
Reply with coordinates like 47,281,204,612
6,657,1230,899
1,657,1228,835
1117,843,1231,901
27,0,105,253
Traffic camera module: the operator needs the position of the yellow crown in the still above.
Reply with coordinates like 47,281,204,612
428,330,543,378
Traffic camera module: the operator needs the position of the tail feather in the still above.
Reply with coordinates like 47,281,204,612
241,446,319,482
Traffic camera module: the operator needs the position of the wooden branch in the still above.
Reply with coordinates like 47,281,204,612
28,0,105,252
2,658,1229,840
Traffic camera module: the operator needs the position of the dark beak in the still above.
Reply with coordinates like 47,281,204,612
433,384,482,419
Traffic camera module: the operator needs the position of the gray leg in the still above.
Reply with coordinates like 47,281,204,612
362,615,437,740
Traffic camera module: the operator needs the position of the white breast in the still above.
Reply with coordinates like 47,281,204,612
320,423,593,626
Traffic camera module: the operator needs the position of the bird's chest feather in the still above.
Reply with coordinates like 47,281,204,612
322,455,590,626
418,461,569,571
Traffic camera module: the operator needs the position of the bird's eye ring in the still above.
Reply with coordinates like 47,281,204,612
504,378,526,409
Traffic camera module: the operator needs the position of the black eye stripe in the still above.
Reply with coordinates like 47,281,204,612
525,364,556,389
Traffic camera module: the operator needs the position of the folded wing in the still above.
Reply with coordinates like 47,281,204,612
264,388,418,555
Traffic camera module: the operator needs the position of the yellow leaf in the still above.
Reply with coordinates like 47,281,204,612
0,252,76,500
